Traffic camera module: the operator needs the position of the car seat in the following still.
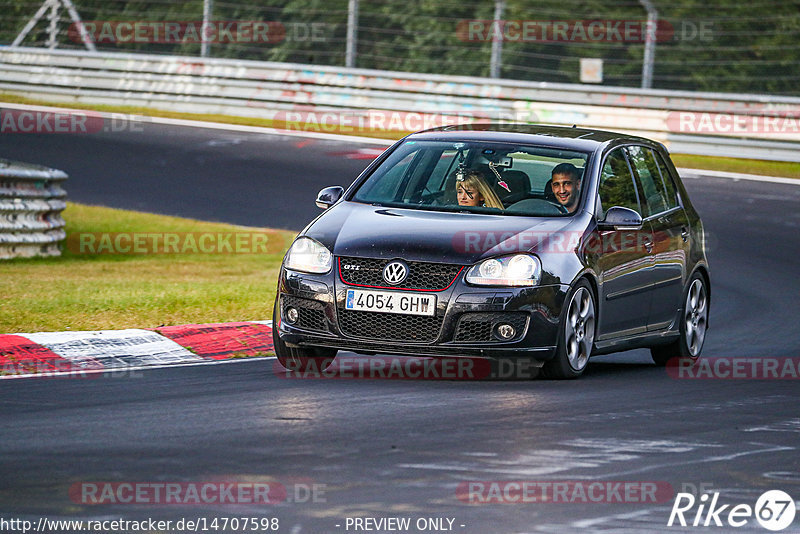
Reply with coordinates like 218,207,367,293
492,169,531,206
543,178,556,202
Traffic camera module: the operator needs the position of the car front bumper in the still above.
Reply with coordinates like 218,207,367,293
275,267,568,361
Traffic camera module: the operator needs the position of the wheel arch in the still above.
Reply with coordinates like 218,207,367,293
573,270,600,316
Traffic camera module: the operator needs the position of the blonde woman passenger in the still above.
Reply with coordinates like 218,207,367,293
455,169,504,209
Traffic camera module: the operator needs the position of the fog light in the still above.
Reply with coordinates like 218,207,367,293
495,323,516,340
285,307,299,324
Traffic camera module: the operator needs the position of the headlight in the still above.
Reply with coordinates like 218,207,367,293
465,254,541,286
284,237,332,274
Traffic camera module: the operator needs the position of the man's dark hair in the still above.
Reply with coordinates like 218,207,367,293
552,163,581,181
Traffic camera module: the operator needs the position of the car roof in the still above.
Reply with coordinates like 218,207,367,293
406,123,655,152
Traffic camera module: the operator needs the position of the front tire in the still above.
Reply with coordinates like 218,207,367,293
542,279,596,379
272,298,337,373
650,272,708,366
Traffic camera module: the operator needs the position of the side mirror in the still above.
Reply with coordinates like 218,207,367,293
315,186,344,210
597,206,643,230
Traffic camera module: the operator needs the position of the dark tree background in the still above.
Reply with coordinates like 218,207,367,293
2,0,799,95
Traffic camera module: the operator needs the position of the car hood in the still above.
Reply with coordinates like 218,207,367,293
303,201,580,265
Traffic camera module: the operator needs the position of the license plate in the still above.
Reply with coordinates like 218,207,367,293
345,289,436,316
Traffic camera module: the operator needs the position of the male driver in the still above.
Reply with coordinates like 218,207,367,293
550,163,582,212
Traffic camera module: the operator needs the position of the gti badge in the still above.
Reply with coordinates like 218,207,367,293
382,260,408,285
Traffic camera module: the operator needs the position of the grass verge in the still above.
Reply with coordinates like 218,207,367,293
671,154,800,180
0,203,296,333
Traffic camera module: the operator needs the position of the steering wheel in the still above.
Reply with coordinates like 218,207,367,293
546,200,570,214
420,190,447,205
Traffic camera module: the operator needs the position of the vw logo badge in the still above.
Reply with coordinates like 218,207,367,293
382,260,408,285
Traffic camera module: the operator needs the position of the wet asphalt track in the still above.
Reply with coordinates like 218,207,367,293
1,122,799,533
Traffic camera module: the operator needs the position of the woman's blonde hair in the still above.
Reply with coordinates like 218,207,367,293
456,170,504,209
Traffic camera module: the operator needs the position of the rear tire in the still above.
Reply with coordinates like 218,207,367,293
542,279,596,380
272,298,337,373
650,272,708,366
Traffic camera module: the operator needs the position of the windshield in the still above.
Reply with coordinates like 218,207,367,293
352,140,590,216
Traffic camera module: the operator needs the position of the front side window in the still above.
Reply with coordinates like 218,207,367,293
598,148,640,218
351,140,590,217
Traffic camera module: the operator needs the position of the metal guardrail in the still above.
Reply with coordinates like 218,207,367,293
1,46,799,161
0,159,67,259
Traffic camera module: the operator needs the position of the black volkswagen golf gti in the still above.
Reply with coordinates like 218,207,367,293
273,124,710,379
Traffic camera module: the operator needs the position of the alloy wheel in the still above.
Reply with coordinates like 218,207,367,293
684,278,708,357
565,287,595,371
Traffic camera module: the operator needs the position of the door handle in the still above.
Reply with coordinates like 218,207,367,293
681,227,690,242
643,238,653,253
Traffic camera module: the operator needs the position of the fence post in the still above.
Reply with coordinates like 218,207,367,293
46,0,59,49
12,0,97,51
489,0,505,78
201,0,213,58
639,0,657,89
346,0,359,68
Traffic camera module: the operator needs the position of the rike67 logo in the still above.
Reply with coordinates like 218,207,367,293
668,490,796,531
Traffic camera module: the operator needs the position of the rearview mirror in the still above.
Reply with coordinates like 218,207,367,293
597,206,643,230
496,156,512,168
315,186,344,210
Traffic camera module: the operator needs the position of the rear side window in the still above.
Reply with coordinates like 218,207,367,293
626,145,675,216
598,148,640,218
652,150,680,209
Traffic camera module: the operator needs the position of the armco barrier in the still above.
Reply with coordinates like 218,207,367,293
1,47,800,161
0,159,67,259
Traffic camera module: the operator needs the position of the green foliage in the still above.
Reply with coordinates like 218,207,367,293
1,0,798,95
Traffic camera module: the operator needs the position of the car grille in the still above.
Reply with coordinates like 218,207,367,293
453,312,529,342
338,257,463,291
337,309,444,342
281,295,328,332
